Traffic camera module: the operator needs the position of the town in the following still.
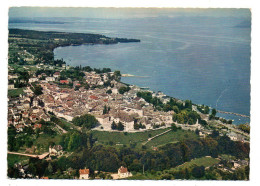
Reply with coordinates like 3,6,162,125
7,29,250,180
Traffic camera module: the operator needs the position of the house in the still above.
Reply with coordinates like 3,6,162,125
8,84,15,89
29,77,39,83
53,72,60,78
60,80,69,84
49,145,63,156
79,168,90,179
34,123,42,129
46,76,56,82
118,166,132,178
23,100,30,109
8,73,18,79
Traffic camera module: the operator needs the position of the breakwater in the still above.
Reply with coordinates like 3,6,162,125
217,110,250,118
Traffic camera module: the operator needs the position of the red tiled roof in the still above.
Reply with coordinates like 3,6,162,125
103,99,108,102
79,169,89,175
90,95,99,100
15,124,24,128
54,72,60,75
118,166,128,173
34,124,42,129
60,80,69,84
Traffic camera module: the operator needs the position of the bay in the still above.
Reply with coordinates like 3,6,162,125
9,16,251,124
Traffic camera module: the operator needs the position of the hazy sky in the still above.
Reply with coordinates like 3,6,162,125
9,7,251,19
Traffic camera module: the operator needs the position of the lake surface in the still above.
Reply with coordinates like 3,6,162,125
9,16,251,124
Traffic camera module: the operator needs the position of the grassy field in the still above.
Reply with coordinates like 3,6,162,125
92,128,199,149
169,156,220,172
92,128,171,148
33,133,62,153
7,154,29,167
145,129,199,148
8,88,24,97
59,118,78,131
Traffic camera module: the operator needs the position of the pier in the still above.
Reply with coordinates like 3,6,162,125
217,110,250,118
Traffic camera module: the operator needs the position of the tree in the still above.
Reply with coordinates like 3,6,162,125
114,70,121,80
171,123,178,132
184,168,190,179
180,142,190,162
117,122,124,131
103,105,108,114
211,130,219,138
195,129,200,135
106,89,112,94
192,166,205,178
185,100,192,110
72,114,98,129
118,86,130,94
172,106,180,114
134,122,140,130
205,106,210,114
47,163,53,175
211,108,217,117
111,121,117,130
161,173,172,180
31,84,43,96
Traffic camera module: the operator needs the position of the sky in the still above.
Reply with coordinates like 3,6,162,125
9,7,251,19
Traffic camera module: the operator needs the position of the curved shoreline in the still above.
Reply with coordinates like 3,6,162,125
49,30,249,125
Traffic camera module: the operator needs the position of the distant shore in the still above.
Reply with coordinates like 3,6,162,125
122,73,150,78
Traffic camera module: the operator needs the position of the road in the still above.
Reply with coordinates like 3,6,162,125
8,151,49,159
143,129,172,145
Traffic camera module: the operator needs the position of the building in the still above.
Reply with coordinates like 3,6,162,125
46,76,56,82
60,80,69,84
118,166,132,178
23,100,30,109
49,145,63,156
79,168,90,179
29,77,39,83
8,84,15,89
53,72,60,78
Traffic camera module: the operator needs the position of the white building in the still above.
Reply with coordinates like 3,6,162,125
46,76,56,82
79,169,89,179
118,166,132,179
29,77,39,83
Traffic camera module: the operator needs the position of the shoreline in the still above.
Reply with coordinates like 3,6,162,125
47,30,249,125
59,62,249,125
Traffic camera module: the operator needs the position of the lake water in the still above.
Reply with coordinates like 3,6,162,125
9,16,251,124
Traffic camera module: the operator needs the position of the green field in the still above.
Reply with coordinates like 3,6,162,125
145,129,199,148
8,88,24,97
92,128,171,148
58,118,78,131
33,133,62,153
7,154,29,167
91,128,198,149
169,156,220,172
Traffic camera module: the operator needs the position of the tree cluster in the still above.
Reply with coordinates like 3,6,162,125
111,121,124,131
72,114,98,129
118,86,131,94
172,110,201,125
